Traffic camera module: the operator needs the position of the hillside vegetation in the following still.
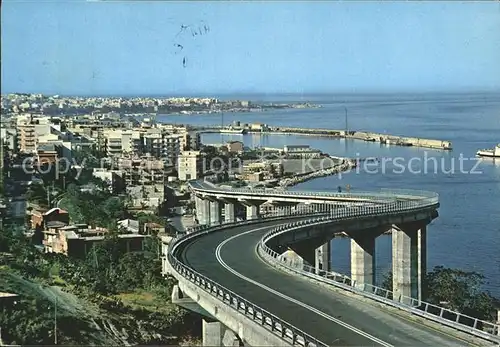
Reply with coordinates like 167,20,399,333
0,226,201,345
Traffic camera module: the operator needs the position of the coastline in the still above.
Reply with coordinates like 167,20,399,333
157,103,321,116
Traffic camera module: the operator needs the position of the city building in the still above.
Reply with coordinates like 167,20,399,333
42,223,150,259
181,131,201,151
118,218,140,234
0,128,17,151
0,292,19,309
248,123,270,132
163,134,181,166
35,143,59,166
16,114,59,153
126,183,167,210
283,144,322,158
117,155,171,186
178,150,204,181
237,161,284,181
103,129,143,157
31,207,70,231
227,140,244,153
144,222,166,235
92,168,126,193
143,131,163,158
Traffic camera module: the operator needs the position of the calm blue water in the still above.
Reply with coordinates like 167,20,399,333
158,93,500,295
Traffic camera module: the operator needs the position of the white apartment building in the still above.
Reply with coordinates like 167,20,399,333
163,134,181,166
178,150,204,181
16,114,57,153
36,133,73,162
142,129,199,165
103,129,143,157
180,131,200,151
0,128,17,151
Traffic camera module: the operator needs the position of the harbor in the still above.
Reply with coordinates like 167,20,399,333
194,124,453,150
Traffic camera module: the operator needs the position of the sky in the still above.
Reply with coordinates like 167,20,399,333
2,0,500,96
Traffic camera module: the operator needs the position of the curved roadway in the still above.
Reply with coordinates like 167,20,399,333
179,219,470,347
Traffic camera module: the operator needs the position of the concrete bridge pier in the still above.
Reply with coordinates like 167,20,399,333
203,319,222,346
194,196,201,218
315,241,331,274
350,236,375,290
197,197,211,225
210,200,222,226
246,205,260,220
202,319,244,346
392,223,427,304
348,227,386,290
238,199,265,221
194,196,201,223
224,202,235,223
286,232,334,273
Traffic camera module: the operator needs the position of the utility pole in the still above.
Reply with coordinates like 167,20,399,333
54,295,58,345
47,185,51,207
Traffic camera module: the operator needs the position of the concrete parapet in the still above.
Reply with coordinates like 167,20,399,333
177,280,292,346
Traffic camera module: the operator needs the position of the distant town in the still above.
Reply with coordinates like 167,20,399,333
0,99,349,256
1,93,320,116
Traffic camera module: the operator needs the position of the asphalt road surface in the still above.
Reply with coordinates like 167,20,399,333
179,220,469,346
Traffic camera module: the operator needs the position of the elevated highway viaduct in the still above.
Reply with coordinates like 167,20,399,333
163,182,499,346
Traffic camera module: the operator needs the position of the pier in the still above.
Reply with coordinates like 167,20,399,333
195,125,453,150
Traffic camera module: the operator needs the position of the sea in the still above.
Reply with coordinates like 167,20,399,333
157,92,500,296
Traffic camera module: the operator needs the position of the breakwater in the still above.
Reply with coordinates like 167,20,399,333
278,160,355,188
195,125,452,150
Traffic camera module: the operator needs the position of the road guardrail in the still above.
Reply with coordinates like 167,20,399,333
167,185,460,346
259,218,500,344
168,210,331,347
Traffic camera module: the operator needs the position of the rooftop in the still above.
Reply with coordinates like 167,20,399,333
0,292,18,298
43,207,68,216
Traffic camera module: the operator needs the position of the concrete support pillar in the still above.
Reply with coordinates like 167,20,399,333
198,198,210,225
202,319,222,346
392,224,427,304
315,240,331,274
210,200,221,225
350,235,376,290
194,196,201,222
222,329,243,346
246,205,260,220
224,203,235,223
288,245,315,271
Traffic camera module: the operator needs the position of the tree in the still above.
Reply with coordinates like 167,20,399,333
426,266,497,321
26,183,48,206
381,266,499,322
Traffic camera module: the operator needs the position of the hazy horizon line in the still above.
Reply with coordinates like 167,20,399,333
3,89,500,99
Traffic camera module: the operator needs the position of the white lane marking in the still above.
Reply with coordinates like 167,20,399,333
215,227,394,347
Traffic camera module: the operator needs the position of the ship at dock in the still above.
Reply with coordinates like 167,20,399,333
476,144,500,158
